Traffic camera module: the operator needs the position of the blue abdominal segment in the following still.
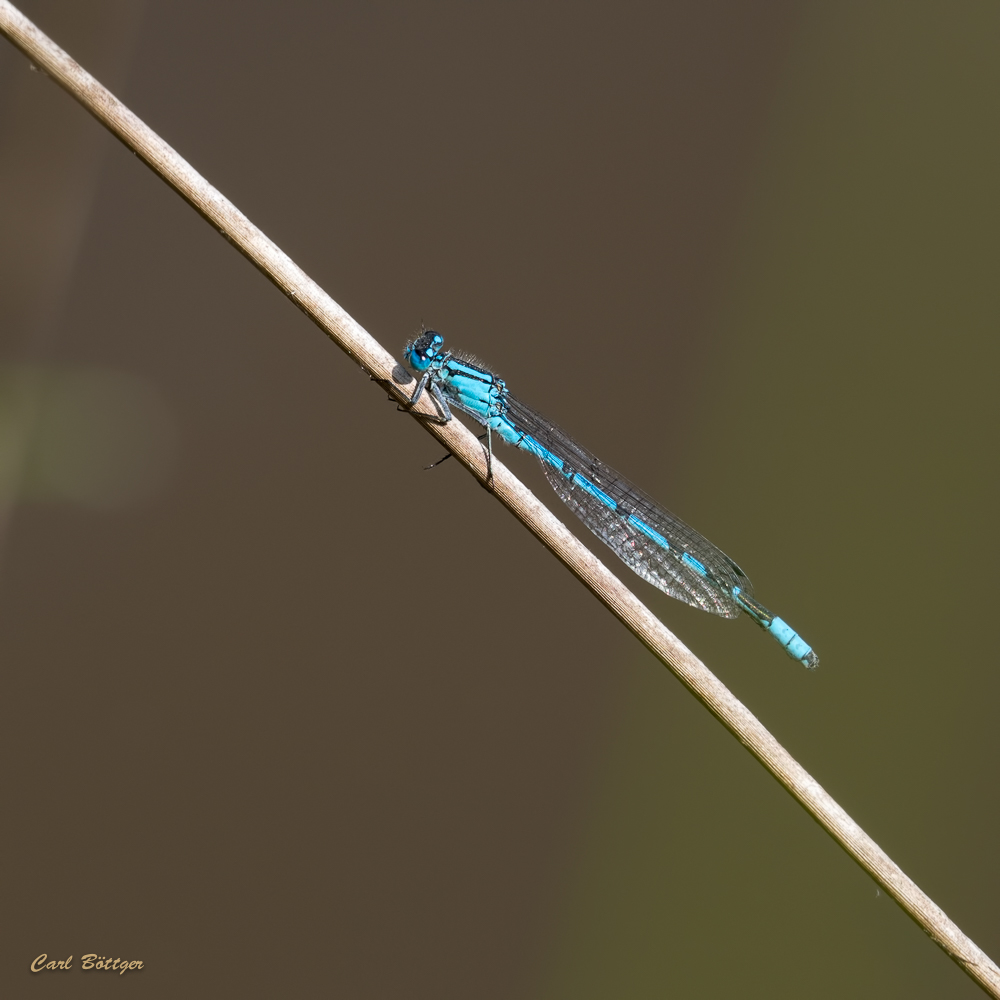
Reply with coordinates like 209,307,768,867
682,552,708,577
403,331,819,669
733,588,818,670
626,515,670,550
768,618,816,665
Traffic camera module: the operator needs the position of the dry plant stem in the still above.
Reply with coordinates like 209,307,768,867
2,2,997,994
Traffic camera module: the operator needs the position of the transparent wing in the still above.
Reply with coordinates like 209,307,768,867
504,394,750,618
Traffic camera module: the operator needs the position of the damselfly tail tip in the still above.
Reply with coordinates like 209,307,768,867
802,649,820,671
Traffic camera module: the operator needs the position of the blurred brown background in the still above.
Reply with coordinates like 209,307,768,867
1,1,998,997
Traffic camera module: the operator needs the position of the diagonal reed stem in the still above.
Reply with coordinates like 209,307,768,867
1,2,996,994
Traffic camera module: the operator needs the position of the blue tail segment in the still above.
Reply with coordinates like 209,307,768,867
733,590,819,670
404,331,819,669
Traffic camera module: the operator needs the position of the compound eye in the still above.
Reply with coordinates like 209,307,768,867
414,331,443,358
406,331,445,371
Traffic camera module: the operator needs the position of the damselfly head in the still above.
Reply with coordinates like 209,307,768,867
405,331,445,372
